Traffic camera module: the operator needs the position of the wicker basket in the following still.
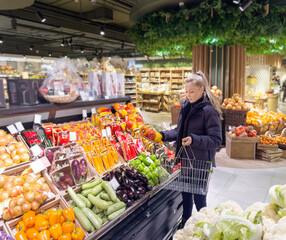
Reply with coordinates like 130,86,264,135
222,108,249,131
44,92,79,104
170,104,181,125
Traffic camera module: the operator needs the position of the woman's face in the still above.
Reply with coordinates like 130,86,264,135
185,82,204,103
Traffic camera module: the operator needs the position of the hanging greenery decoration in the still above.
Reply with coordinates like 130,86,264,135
127,0,286,57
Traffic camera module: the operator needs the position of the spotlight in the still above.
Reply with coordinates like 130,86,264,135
233,0,240,4
36,10,46,23
29,44,34,51
48,51,52,57
179,2,184,7
239,0,252,11
36,50,39,54
100,26,105,36
121,41,124,49
0,37,3,44
80,48,84,53
68,38,72,46
11,18,17,29
61,39,65,47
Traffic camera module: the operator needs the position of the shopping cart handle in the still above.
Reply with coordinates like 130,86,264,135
207,169,213,173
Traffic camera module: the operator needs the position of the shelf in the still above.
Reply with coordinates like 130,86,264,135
171,76,182,78
125,74,136,77
0,74,21,78
160,76,171,78
125,93,136,95
125,82,136,84
150,81,160,84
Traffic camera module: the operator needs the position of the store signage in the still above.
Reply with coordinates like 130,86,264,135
106,127,112,137
91,108,96,115
7,124,18,134
15,122,25,132
30,144,43,157
82,110,87,119
101,129,107,137
34,114,42,124
69,132,77,142
30,156,51,174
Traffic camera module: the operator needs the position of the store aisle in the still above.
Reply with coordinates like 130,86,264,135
207,167,286,210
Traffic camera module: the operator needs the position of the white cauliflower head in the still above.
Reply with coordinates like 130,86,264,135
173,229,184,240
215,200,244,216
244,202,265,223
263,216,286,240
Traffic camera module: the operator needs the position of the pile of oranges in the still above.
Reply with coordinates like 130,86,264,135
221,94,250,110
275,136,286,145
259,135,277,145
247,110,286,126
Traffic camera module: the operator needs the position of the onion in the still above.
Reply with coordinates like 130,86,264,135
35,192,44,204
26,175,36,184
24,191,35,203
9,199,17,209
20,153,29,162
0,130,6,138
2,191,9,201
16,197,25,206
6,134,14,144
31,201,40,211
9,188,20,197
32,183,41,191
23,183,31,192
16,142,25,149
14,177,23,186
0,147,7,155
0,153,10,161
4,158,13,167
12,206,23,217
0,175,7,188
41,184,50,192
22,202,31,213
10,150,17,158
12,155,21,164
4,182,14,191
0,137,8,147
17,147,27,155
7,143,16,153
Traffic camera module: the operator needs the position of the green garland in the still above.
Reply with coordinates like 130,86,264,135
128,0,286,57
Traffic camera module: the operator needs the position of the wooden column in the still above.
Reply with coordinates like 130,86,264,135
192,45,209,80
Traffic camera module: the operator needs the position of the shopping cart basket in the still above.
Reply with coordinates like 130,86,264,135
164,145,213,195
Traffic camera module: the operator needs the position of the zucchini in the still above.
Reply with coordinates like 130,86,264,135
108,207,126,221
91,184,103,196
73,207,93,232
98,212,104,218
81,188,93,197
71,201,76,208
102,216,108,224
88,194,109,210
82,178,102,190
68,187,86,209
92,206,103,214
77,194,92,208
102,181,117,202
106,202,126,215
100,192,111,201
107,201,114,206
82,207,103,230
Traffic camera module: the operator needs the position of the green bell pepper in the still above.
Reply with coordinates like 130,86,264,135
140,152,147,158
150,154,157,162
138,155,144,162
149,162,156,171
146,172,153,180
148,179,155,187
142,157,153,166
137,163,145,172
142,166,150,175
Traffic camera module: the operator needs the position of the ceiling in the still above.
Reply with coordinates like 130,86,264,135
0,0,138,60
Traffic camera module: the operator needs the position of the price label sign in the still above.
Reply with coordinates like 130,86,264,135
69,132,77,141
101,129,107,137
109,177,120,190
91,108,96,115
15,122,25,132
106,127,112,137
30,156,51,174
34,114,42,124
7,124,18,134
82,110,87,119
30,145,43,157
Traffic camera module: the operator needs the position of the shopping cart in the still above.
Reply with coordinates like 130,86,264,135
164,145,213,195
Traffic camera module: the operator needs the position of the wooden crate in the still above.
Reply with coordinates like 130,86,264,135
6,197,88,238
256,149,282,162
281,150,286,159
226,133,259,159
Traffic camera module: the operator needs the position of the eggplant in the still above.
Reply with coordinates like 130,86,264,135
109,170,115,180
79,158,88,182
116,190,128,202
125,189,134,199
122,173,130,188
126,199,134,207
0,231,8,240
126,169,136,179
55,172,75,190
119,167,125,173
145,184,153,191
129,186,137,199
102,174,109,181
131,167,138,173
115,170,122,184
71,160,81,182
137,173,148,184
137,186,146,195
136,190,144,198
128,178,136,187
133,179,142,186
45,149,54,165
6,237,15,240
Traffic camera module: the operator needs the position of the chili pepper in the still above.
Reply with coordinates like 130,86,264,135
62,217,75,234
35,215,49,231
16,221,27,232
63,207,75,222
15,231,28,240
49,209,62,225
37,230,50,240
71,228,85,240
23,211,36,228
59,233,71,240
49,223,63,240
26,228,39,240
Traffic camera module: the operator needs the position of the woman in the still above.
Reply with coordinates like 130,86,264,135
161,71,222,228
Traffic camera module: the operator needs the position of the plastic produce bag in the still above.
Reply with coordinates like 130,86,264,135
40,58,85,103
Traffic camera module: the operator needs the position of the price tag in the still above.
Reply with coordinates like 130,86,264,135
109,177,120,190
15,122,25,132
30,156,51,174
106,127,112,137
102,129,107,137
82,110,87,119
91,108,96,115
34,114,42,124
69,132,77,141
7,124,18,134
30,145,43,157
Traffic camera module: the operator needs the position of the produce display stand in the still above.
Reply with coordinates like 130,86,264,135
256,144,282,162
0,220,10,236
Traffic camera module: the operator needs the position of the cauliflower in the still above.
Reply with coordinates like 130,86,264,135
263,216,286,240
245,202,266,223
215,200,244,216
269,185,286,208
262,203,280,234
173,229,184,240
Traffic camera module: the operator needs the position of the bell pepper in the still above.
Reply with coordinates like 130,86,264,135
136,163,145,173
49,209,62,226
142,166,150,175
140,152,147,158
35,215,49,231
63,207,75,222
72,227,85,240
16,221,26,232
62,217,75,234
150,162,157,171
148,179,155,187
61,215,65,224
154,132,162,143
26,228,39,240
49,223,63,240
147,129,156,140
37,230,50,240
23,211,36,228
15,231,28,240
43,209,53,221
59,233,71,240
142,157,153,166
150,154,157,162
139,125,149,136
146,172,153,180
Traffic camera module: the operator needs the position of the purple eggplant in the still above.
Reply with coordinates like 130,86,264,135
109,170,114,180
72,160,81,182
115,170,122,183
145,184,153,191
6,236,15,240
136,190,145,199
131,167,138,173
79,158,88,183
116,190,128,202
137,186,146,195
137,172,148,184
54,172,75,190
102,174,109,181
129,186,137,199
126,169,136,179
126,199,134,207
125,189,134,199
122,173,130,188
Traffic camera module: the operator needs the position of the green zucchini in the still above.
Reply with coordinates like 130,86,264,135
107,201,114,206
68,187,86,209
106,202,126,215
82,207,103,230
91,184,103,196
88,194,109,210
102,216,108,224
77,194,92,208
108,207,126,221
92,206,103,214
82,178,102,190
81,188,93,197
73,207,93,232
71,201,76,208
98,212,104,218
102,181,117,202
100,192,111,201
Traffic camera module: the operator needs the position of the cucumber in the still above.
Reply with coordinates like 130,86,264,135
81,188,93,197
68,187,86,209
102,181,117,202
88,194,109,210
104,210,108,215
102,216,108,224
91,184,103,196
73,207,93,232
106,202,126,215
71,201,76,208
82,178,102,190
107,201,114,206
98,212,104,218
108,207,126,221
77,194,92,208
92,206,103,214
100,192,111,201
82,207,103,230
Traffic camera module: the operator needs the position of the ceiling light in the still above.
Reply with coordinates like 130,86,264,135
121,41,124,49
48,51,52,57
61,39,65,47
0,37,3,44
179,2,184,7
74,0,79,2
108,56,111,60
239,0,252,11
100,26,105,36
233,0,240,4
36,50,39,54
68,38,73,46
80,48,84,53
36,10,46,23
29,44,33,50
11,18,17,29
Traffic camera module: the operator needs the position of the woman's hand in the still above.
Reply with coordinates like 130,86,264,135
182,136,192,146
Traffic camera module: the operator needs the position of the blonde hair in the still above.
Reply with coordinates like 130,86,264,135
185,71,222,119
